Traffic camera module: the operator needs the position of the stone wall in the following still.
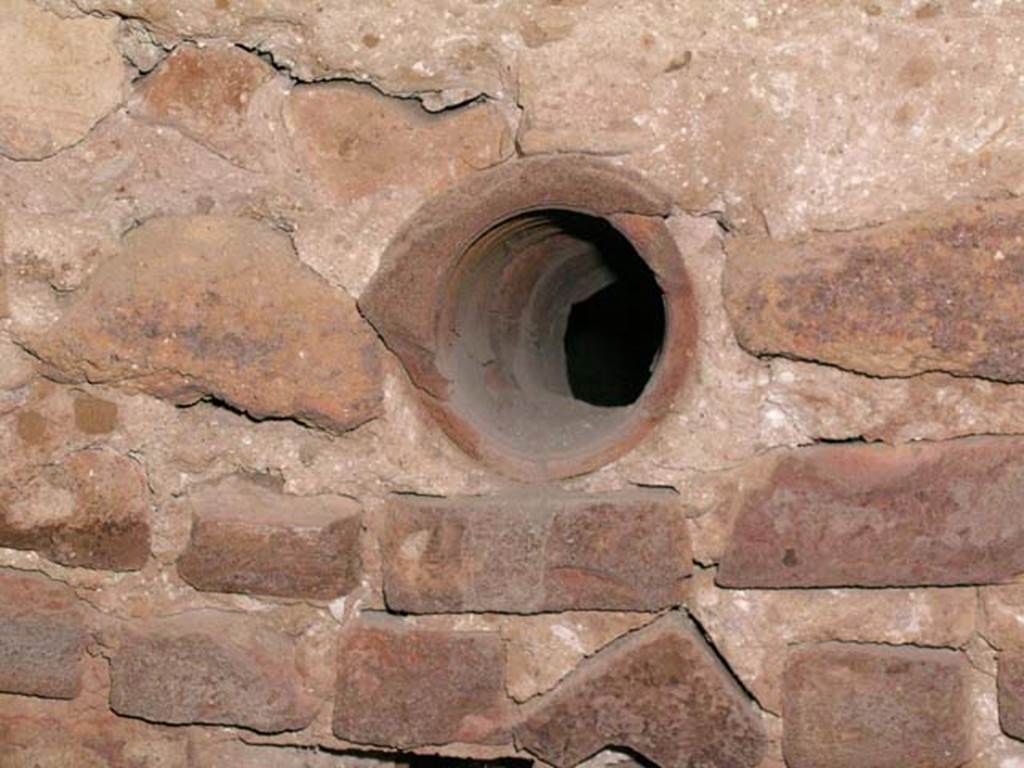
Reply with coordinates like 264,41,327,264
3,1,1024,766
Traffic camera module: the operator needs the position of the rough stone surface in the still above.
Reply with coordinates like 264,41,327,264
286,83,512,203
134,43,276,168
725,199,1024,381
22,216,382,433
109,611,318,733
332,618,511,748
783,643,971,768
177,474,362,600
0,448,150,570
0,0,126,159
718,438,1024,588
0,570,85,699
381,490,691,613
518,612,765,768
691,569,977,714
1000,653,1024,742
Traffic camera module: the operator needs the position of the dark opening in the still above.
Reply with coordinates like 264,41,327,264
562,219,665,407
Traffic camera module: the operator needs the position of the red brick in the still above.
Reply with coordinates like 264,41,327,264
724,198,1024,381
717,438,1024,588
0,570,85,699
517,613,765,768
381,490,691,613
21,216,382,434
136,43,274,167
332,618,511,749
109,612,317,733
783,643,970,768
999,652,1024,740
0,448,150,571
176,475,362,600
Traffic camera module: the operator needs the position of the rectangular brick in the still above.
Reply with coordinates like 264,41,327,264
783,643,970,768
718,438,1024,588
176,475,362,600
380,489,691,613
0,570,84,699
109,611,317,733
332,618,511,749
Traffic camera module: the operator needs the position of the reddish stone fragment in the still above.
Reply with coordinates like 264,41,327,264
0,448,150,570
724,198,1024,381
0,570,85,699
517,613,765,768
381,490,691,613
21,216,382,433
783,643,970,768
718,438,1024,588
999,652,1024,740
332,618,511,748
136,43,274,166
285,82,510,203
109,612,317,733
177,475,362,600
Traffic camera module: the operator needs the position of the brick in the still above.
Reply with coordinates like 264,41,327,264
21,216,382,434
135,43,275,168
176,475,362,600
0,0,126,159
0,571,85,699
690,569,976,714
109,612,317,733
332,618,511,748
0,448,150,571
381,490,691,613
999,653,1024,740
783,643,970,768
285,82,511,203
724,198,1024,381
717,438,1024,588
517,613,765,768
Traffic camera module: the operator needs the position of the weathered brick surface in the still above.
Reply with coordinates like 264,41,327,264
725,198,1024,381
999,653,1024,741
177,475,362,600
21,216,382,433
0,571,85,699
332,618,511,748
0,448,150,570
285,82,511,203
135,43,274,167
517,613,765,768
381,490,691,613
0,0,126,159
718,438,1024,588
109,612,317,733
783,643,970,768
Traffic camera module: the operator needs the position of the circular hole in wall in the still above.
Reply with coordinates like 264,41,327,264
438,210,675,473
359,156,698,480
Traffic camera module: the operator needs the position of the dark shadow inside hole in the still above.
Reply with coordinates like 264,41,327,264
562,221,665,407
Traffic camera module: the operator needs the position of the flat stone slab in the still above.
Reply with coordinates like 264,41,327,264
517,612,766,768
718,438,1024,588
380,489,692,613
783,643,970,768
22,215,382,434
725,198,1024,381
